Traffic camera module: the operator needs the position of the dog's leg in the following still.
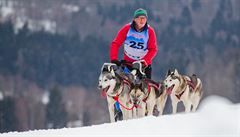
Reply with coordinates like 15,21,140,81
133,107,137,119
183,100,191,113
192,103,198,112
125,109,132,120
108,104,115,122
146,101,155,116
192,96,201,112
124,104,133,120
107,97,116,122
121,109,127,120
121,107,132,120
122,108,130,120
171,96,178,114
156,93,168,115
138,103,146,117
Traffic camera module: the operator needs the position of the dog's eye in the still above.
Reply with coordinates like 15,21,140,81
170,79,172,82
104,79,108,82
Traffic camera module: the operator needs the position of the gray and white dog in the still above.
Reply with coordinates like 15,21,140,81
98,63,133,122
164,69,203,114
129,60,168,118
129,80,167,118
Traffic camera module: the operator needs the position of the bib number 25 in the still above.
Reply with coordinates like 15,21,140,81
129,41,144,49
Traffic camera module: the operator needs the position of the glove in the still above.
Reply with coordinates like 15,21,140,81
111,60,121,66
140,59,147,67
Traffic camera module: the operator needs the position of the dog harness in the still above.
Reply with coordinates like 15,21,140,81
142,79,160,102
111,77,136,110
175,79,196,100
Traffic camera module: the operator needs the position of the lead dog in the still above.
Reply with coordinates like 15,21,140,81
98,63,133,122
164,69,203,114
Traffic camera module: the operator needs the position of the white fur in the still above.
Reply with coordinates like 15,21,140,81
129,81,167,118
164,69,203,114
98,70,133,122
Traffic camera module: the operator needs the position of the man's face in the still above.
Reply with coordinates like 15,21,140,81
134,16,147,29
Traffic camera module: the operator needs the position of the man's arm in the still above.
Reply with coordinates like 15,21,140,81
110,24,130,62
142,26,158,65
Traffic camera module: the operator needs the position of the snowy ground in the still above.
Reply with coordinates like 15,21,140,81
1,95,239,137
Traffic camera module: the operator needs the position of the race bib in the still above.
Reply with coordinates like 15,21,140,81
124,27,149,60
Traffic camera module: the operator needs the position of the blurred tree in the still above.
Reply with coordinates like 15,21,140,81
191,0,202,12
45,86,67,129
82,110,90,126
180,6,192,27
0,97,18,133
0,21,18,75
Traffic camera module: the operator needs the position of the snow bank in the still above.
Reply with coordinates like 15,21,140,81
1,95,239,137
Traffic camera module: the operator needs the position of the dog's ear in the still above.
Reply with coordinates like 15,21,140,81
166,69,171,77
174,69,179,76
110,68,115,77
110,65,118,72
102,67,108,72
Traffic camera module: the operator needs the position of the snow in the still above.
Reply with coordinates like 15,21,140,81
1,95,239,137
62,4,79,13
1,3,56,34
41,92,49,105
0,91,3,100
0,6,14,18
26,19,56,34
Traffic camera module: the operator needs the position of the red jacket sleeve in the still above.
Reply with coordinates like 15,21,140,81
143,26,158,65
110,24,130,61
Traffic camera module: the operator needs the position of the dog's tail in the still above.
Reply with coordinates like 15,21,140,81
190,74,198,86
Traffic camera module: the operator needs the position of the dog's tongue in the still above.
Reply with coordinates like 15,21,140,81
166,85,174,95
101,90,107,97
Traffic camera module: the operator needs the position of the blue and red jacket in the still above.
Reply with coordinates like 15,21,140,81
110,21,158,65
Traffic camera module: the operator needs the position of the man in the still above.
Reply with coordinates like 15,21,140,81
110,8,158,79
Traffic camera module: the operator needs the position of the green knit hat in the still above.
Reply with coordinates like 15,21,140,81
133,8,148,18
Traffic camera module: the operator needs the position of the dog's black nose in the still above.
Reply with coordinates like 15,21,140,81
133,99,138,105
98,85,102,89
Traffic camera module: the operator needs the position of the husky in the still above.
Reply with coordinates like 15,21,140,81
98,63,133,122
164,69,203,114
129,60,168,118
129,79,167,118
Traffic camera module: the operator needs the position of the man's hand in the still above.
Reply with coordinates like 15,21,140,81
139,59,147,67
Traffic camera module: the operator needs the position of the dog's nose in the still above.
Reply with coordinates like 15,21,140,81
98,85,102,89
133,99,138,105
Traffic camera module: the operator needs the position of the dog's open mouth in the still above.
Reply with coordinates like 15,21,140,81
166,84,175,95
101,86,110,97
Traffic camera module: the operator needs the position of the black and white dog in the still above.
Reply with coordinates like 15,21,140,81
98,63,133,122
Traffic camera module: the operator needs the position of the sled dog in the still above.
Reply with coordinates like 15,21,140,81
164,69,203,114
98,63,133,122
129,60,167,118
129,79,167,118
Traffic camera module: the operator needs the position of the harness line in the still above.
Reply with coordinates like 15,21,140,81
112,80,138,110
175,79,196,100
